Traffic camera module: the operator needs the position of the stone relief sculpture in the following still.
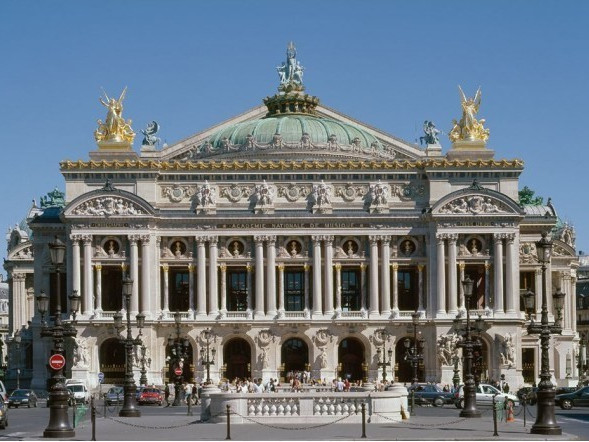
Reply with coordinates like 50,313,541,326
500,333,516,367
94,87,135,144
278,184,312,202
437,334,458,366
253,181,275,213
140,121,161,147
260,348,269,369
73,197,145,216
520,242,538,264
311,181,332,213
314,329,332,347
335,183,367,202
73,337,90,368
162,184,196,203
419,120,441,146
194,181,216,214
257,329,274,347
439,196,505,215
448,86,490,143
14,246,33,259
220,184,252,203
319,348,328,369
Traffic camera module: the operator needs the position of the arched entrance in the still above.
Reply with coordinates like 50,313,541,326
338,338,365,382
99,338,125,384
165,342,194,383
281,338,308,377
223,338,251,381
395,338,424,383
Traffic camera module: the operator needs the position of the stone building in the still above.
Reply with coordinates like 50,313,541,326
4,45,581,391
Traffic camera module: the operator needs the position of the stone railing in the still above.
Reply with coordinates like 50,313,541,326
201,384,408,424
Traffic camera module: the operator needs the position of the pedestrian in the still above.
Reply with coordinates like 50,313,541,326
192,384,198,404
184,383,192,404
164,383,170,407
503,382,510,394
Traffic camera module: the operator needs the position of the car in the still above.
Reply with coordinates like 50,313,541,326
516,386,537,405
137,388,163,406
407,384,454,407
555,386,589,410
0,397,8,429
454,384,519,409
0,381,8,403
105,386,124,406
135,386,145,401
66,384,90,405
7,389,38,408
555,386,578,396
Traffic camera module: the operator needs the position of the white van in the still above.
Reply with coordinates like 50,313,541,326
65,380,90,405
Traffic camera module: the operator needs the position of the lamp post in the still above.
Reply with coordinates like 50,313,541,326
138,344,148,387
14,333,21,390
455,275,481,418
578,334,588,386
522,232,564,435
36,236,81,438
201,328,216,384
403,312,424,385
376,345,393,382
113,275,144,417
167,311,189,406
452,354,461,391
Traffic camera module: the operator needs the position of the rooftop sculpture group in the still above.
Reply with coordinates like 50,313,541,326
94,87,135,144
276,42,304,90
449,86,490,143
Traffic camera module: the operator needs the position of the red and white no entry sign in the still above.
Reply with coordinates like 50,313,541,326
174,367,183,376
49,354,66,371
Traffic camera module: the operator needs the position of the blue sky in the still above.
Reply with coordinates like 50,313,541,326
1,0,588,267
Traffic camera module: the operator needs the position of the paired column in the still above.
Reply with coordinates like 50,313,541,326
447,234,458,315
277,264,285,314
219,264,227,313
368,236,379,316
266,236,277,318
208,236,219,316
493,234,504,314
435,234,446,315
83,235,94,316
188,264,195,314
196,238,207,316
504,233,516,314
324,236,334,316
246,264,254,315
380,237,391,316
360,263,367,311
417,264,425,311
94,264,103,316
254,236,265,317
303,264,310,314
484,262,491,309
140,235,151,316
70,235,81,298
312,236,322,316
458,262,465,310
334,263,342,312
162,264,170,313
391,263,399,312
12,274,26,331
534,268,542,318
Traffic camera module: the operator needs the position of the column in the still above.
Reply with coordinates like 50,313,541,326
391,263,399,312
417,264,425,311
458,262,465,310
435,234,446,315
493,234,504,314
484,262,491,310
162,264,170,313
447,234,458,315
219,264,227,313
368,236,379,316
254,236,265,317
266,236,277,318
94,264,102,316
334,263,342,312
563,273,572,330
83,235,94,316
155,237,162,314
277,264,285,314
70,235,81,297
505,233,516,314
208,236,219,316
324,236,334,316
128,235,139,314
303,264,310,314
140,235,151,316
535,268,542,318
380,236,391,316
246,264,253,315
188,264,195,314
312,236,322,316
360,263,367,311
12,274,26,331
196,238,207,316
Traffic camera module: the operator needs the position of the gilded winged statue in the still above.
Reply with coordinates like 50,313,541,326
448,86,490,143
94,87,135,143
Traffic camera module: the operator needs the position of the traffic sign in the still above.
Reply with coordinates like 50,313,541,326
49,354,66,371
174,367,183,376
98,372,105,384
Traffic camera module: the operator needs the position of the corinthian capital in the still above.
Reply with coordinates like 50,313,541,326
70,234,84,243
139,234,151,244
128,234,141,243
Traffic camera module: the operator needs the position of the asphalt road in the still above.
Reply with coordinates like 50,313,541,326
0,399,586,441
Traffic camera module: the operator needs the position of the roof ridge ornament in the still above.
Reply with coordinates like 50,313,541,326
102,178,116,192
468,179,485,191
277,42,305,93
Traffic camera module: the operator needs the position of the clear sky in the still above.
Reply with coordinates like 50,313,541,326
1,0,588,268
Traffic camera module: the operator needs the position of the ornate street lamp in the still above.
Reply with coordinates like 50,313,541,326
452,354,461,391
113,275,144,417
376,345,393,382
168,311,189,406
13,333,21,390
455,275,481,418
36,236,81,438
201,328,216,384
403,312,425,385
138,344,148,386
523,232,564,435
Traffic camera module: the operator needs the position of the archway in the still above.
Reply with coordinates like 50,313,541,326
395,338,424,383
281,338,309,376
165,342,194,383
223,338,251,381
338,338,365,382
99,338,125,384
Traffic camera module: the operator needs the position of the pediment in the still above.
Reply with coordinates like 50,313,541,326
7,241,34,261
64,184,155,218
552,240,576,258
157,104,426,163
432,183,523,217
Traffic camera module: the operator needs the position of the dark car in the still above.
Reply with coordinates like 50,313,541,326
105,386,124,406
516,387,537,405
555,386,589,410
0,397,8,429
408,384,454,407
8,389,38,408
137,388,163,406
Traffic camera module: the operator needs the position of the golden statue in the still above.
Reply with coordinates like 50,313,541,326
94,87,135,143
448,86,490,143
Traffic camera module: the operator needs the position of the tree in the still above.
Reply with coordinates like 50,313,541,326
518,186,543,206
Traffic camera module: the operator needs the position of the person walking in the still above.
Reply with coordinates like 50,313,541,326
164,383,170,407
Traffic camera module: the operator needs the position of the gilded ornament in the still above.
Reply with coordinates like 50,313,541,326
448,86,490,143
94,88,135,144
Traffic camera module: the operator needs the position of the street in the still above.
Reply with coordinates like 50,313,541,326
0,399,586,441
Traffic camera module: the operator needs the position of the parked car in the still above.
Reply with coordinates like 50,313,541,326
7,389,38,408
516,386,537,405
0,381,8,403
137,388,163,406
105,386,124,406
135,386,145,401
555,386,589,410
407,384,454,407
555,386,578,396
0,397,8,429
66,384,90,405
454,384,519,409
